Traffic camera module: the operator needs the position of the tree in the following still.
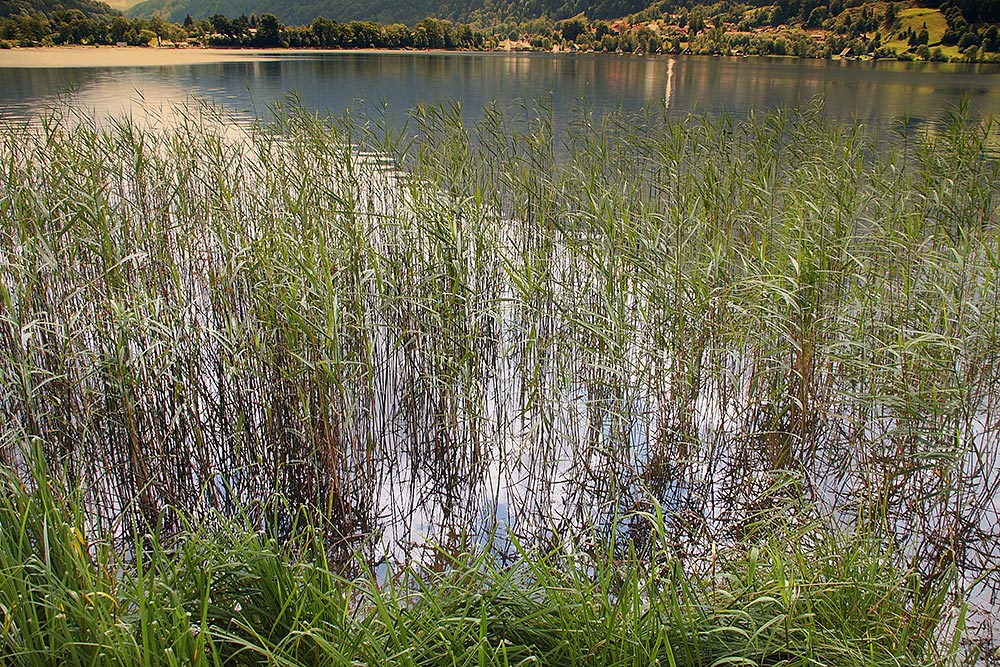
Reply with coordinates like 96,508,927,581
253,13,284,47
773,0,801,25
884,2,897,27
560,17,586,42
148,16,171,42
415,18,446,49
687,12,705,37
383,23,413,48
109,16,129,43
311,17,335,46
236,15,250,34
453,23,475,48
805,6,828,28
210,14,233,36
348,21,381,47
333,22,353,46
985,25,999,50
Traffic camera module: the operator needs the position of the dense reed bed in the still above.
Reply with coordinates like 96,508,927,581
1,99,998,663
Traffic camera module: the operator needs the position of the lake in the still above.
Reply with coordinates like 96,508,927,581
3,49,1000,138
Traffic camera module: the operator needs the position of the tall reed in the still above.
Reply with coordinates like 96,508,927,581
0,99,997,656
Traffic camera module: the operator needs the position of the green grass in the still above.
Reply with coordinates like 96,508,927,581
898,7,949,43
884,7,960,57
0,450,968,666
0,99,998,664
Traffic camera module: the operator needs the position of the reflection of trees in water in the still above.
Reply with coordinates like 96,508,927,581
4,54,1000,147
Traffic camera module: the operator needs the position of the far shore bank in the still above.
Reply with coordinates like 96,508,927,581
2,44,997,70
0,45,476,68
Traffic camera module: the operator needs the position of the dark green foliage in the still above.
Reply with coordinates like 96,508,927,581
0,0,123,44
252,12,284,45
125,0,646,26
558,15,586,41
941,0,1000,23
0,1,490,48
0,0,119,20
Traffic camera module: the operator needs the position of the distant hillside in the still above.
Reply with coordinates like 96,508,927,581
125,0,647,25
0,0,121,18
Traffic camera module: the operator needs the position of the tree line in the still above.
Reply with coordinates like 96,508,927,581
199,14,487,48
0,9,488,49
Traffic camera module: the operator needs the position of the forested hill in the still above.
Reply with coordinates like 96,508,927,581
125,0,647,25
0,0,120,19
950,0,1000,21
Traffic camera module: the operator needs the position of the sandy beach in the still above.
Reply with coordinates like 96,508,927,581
0,46,348,68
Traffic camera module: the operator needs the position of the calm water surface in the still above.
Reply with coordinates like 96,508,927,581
2,51,1000,135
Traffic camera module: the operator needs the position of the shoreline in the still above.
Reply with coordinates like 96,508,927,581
1,44,997,70
0,45,463,68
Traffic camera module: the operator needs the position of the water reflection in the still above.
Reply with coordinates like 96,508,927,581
3,53,1000,139
0,65,258,127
